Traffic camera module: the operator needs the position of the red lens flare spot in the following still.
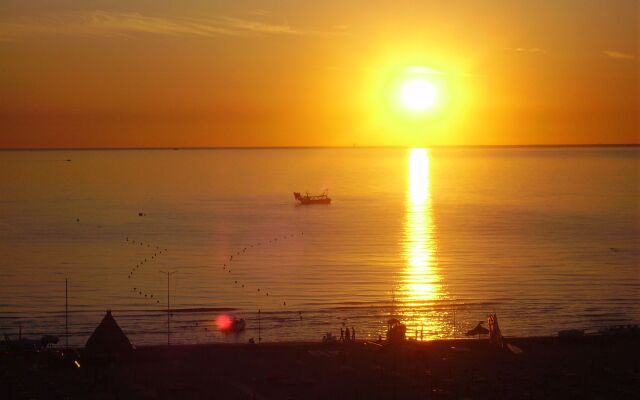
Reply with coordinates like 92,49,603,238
215,314,232,331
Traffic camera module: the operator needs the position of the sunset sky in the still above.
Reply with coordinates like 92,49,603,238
0,0,637,148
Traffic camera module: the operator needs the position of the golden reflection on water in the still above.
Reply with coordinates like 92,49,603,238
401,148,448,339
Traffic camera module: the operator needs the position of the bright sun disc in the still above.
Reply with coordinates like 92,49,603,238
399,78,437,111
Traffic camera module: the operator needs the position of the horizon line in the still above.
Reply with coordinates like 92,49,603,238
0,144,638,151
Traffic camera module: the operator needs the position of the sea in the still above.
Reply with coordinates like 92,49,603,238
0,147,638,346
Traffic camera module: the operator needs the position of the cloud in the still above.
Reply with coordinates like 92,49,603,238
511,47,545,54
0,10,339,41
603,50,635,60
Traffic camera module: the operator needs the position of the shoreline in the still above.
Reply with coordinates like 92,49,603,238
39,333,630,351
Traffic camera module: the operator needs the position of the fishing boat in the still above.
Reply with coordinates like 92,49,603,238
293,190,331,205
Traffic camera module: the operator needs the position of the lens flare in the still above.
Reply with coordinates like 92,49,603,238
215,314,232,331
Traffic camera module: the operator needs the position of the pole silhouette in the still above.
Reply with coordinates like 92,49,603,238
159,270,178,346
65,278,68,349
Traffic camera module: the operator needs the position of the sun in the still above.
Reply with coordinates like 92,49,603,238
399,78,438,112
366,63,452,132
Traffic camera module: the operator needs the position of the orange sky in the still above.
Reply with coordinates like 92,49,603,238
0,1,638,148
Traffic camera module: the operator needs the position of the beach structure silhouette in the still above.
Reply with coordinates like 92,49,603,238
465,321,489,338
85,310,133,362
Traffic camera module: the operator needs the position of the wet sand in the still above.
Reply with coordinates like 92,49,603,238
2,336,638,399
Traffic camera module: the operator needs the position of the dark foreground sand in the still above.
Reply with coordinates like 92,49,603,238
2,336,639,399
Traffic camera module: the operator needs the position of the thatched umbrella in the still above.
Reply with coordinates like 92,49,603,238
465,321,490,339
85,310,133,362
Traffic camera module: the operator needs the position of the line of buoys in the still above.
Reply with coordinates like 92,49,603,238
218,231,305,309
126,238,168,304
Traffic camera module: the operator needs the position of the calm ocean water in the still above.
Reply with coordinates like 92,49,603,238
0,147,638,346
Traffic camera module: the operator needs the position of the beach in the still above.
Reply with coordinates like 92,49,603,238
2,335,638,399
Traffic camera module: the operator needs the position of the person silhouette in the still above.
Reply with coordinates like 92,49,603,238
345,327,351,343
340,328,344,341
351,327,356,341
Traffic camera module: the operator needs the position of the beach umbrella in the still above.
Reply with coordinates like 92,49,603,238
465,321,489,338
85,310,133,360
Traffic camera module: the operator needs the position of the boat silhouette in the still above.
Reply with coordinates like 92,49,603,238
293,190,331,205
220,318,246,334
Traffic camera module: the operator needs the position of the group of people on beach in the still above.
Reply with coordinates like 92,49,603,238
340,326,356,342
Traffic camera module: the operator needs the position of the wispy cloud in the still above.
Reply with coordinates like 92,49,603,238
0,10,339,41
510,47,546,54
603,50,635,60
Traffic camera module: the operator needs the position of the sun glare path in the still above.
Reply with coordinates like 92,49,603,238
402,148,447,340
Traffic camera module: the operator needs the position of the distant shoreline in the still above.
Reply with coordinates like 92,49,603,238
1,144,638,151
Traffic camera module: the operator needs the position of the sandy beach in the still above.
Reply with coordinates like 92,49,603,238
2,335,638,399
